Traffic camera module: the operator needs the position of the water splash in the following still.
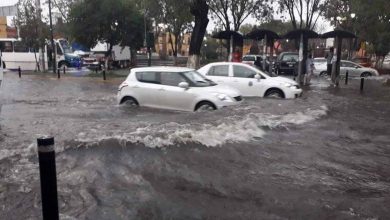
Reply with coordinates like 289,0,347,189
75,105,328,148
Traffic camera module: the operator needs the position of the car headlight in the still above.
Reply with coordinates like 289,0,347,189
282,83,300,89
213,93,234,102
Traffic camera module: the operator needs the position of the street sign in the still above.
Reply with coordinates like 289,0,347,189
0,5,17,17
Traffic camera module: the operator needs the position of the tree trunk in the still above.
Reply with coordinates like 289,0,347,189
34,49,40,72
130,49,137,67
106,43,114,70
187,0,209,69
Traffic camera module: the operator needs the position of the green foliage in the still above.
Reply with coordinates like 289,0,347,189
203,37,219,60
68,0,144,51
324,0,390,57
350,0,390,57
140,0,193,56
15,0,49,51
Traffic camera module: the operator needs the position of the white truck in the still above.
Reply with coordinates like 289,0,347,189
88,42,131,69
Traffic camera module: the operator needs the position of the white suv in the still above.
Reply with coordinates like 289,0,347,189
198,62,302,99
117,67,242,111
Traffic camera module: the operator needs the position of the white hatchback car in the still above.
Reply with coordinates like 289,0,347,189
117,67,242,111
198,62,302,99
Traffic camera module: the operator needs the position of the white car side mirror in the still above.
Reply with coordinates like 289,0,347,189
178,82,189,89
255,74,261,81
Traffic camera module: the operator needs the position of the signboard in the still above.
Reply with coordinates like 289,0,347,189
0,5,17,17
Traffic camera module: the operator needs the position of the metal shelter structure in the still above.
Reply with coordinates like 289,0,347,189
321,29,357,86
283,29,319,84
212,30,243,61
245,29,280,73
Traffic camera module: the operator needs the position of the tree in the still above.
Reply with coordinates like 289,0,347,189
277,0,326,30
239,23,255,35
349,0,390,67
51,0,75,22
68,0,144,69
209,0,271,31
15,0,49,71
141,0,192,62
324,0,390,67
162,0,192,61
187,0,209,68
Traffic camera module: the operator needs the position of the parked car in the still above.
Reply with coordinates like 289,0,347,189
198,62,302,99
242,54,274,72
274,52,299,75
242,54,260,66
313,58,327,70
383,55,390,69
352,57,372,67
314,60,379,77
117,67,242,112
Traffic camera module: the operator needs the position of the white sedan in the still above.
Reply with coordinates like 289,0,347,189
117,67,242,112
198,62,302,99
314,60,379,77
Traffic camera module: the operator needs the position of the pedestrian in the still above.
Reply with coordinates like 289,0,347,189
254,56,262,69
232,47,242,62
325,47,334,76
305,54,315,85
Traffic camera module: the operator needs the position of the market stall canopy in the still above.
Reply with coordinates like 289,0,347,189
283,29,319,39
211,30,243,40
321,30,356,39
245,29,280,40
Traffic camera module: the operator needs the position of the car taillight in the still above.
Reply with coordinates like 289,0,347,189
118,83,128,91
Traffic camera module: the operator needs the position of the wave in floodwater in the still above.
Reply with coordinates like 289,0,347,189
75,105,328,148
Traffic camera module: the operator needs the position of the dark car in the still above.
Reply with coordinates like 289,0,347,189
274,52,299,75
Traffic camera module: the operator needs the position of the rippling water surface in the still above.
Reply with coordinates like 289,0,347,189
0,73,389,219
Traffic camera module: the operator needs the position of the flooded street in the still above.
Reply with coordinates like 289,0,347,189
0,72,389,219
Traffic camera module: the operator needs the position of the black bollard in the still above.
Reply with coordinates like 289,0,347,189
63,66,66,75
360,77,364,92
95,66,98,74
57,68,60,79
345,71,349,85
103,69,106,80
37,136,59,220
18,66,21,78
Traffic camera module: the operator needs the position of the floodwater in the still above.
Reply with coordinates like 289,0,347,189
0,72,389,219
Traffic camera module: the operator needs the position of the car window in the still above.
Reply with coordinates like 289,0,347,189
136,71,160,84
207,65,229,76
160,72,186,86
233,65,257,78
342,62,357,68
282,54,298,61
242,56,256,61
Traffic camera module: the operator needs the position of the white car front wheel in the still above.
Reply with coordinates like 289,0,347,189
265,89,285,99
195,101,216,112
120,96,139,107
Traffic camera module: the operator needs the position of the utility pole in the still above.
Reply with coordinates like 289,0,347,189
48,0,56,73
35,0,45,71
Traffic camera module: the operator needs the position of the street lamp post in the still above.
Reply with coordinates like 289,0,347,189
48,0,56,73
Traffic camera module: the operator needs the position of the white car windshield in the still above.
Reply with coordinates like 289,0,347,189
182,71,217,87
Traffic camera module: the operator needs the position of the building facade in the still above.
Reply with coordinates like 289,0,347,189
155,32,191,58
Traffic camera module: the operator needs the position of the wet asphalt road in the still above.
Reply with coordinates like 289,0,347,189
0,72,389,219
